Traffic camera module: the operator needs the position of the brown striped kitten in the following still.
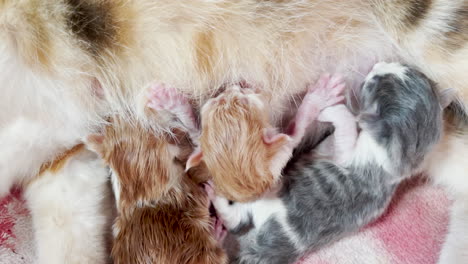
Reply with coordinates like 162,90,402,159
87,116,226,264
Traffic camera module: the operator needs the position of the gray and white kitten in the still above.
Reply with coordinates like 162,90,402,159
212,62,452,264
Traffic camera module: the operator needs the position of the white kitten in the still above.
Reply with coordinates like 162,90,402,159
24,145,113,264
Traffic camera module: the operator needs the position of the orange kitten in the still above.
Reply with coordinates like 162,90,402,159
24,144,113,264
148,76,345,202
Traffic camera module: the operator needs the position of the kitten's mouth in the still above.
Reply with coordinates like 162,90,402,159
202,181,228,243
209,202,217,218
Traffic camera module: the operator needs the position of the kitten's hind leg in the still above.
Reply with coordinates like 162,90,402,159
317,104,357,165
287,74,345,148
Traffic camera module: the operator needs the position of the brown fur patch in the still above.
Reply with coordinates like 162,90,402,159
93,116,226,263
112,176,226,264
401,0,432,28
200,88,284,202
65,0,134,56
443,2,468,51
92,117,180,209
371,0,432,33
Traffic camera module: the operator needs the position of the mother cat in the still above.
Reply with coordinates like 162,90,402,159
1,1,467,263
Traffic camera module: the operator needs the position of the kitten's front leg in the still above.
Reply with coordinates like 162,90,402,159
317,104,358,165
287,74,346,148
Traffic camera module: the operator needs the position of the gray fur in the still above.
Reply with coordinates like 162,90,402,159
234,219,299,264
227,63,446,264
355,66,444,176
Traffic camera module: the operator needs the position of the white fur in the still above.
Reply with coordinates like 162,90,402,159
425,133,468,263
214,194,305,250
437,197,468,264
352,131,393,176
24,149,112,264
0,33,105,199
213,195,253,231
366,62,408,82
317,104,358,166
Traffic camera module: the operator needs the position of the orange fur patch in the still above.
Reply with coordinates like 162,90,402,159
195,30,217,76
91,117,183,210
38,144,85,175
200,89,285,202
23,143,86,187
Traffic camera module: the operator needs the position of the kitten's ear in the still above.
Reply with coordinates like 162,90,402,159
85,134,105,155
186,148,203,171
440,88,457,108
262,128,290,148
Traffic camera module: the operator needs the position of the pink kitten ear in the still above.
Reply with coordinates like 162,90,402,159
262,128,290,147
186,148,204,171
85,134,105,154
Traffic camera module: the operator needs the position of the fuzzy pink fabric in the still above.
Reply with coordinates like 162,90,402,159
0,189,35,264
0,179,450,264
297,178,451,264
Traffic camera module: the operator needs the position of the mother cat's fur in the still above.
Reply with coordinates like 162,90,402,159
1,1,467,263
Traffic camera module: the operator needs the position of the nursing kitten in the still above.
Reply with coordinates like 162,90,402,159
211,62,451,264
1,1,468,262
180,75,344,202
86,116,227,264
24,144,113,264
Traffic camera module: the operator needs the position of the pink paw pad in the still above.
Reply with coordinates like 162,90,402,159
306,73,346,109
147,83,191,114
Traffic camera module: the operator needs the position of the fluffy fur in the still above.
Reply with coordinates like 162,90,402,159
24,144,113,264
211,63,448,264
87,116,227,264
1,1,468,262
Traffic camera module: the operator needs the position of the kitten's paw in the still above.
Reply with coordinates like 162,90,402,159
306,73,346,110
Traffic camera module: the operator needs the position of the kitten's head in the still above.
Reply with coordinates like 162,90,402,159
187,85,289,202
356,62,454,172
86,116,190,210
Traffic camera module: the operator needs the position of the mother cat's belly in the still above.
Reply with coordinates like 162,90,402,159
1,0,467,196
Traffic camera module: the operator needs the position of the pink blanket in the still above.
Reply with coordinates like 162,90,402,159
0,178,450,264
